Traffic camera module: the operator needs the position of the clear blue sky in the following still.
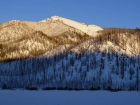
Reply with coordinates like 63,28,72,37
0,0,140,28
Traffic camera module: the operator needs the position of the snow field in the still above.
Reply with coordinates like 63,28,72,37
0,90,140,105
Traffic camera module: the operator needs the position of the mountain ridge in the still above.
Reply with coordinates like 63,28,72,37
0,16,140,62
0,16,103,61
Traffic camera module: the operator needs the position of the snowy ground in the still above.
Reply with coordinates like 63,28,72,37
0,90,140,105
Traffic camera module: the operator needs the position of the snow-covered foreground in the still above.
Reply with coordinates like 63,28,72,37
0,90,140,105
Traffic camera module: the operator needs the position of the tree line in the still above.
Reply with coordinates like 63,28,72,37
0,51,140,91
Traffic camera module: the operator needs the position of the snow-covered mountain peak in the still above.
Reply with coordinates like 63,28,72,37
39,16,60,22
40,16,103,36
50,15,62,20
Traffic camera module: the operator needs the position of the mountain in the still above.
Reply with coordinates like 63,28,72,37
0,16,140,90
